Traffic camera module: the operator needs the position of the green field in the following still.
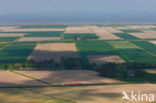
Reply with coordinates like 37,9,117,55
120,29,143,33
113,33,139,40
0,37,19,42
76,40,118,63
64,33,98,40
0,44,36,66
24,31,63,37
107,41,156,63
131,41,156,55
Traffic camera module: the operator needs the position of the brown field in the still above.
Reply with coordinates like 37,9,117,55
17,37,61,41
143,30,156,34
101,27,123,33
87,55,125,65
2,28,65,32
129,33,156,39
0,33,25,37
149,41,156,45
29,43,79,62
145,69,156,74
89,26,121,40
0,71,45,87
0,88,71,103
65,26,93,33
16,70,124,84
127,25,156,29
25,84,156,103
0,26,18,31
114,26,129,30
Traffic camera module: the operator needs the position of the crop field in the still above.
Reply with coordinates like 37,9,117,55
0,71,45,87
76,40,119,64
89,26,121,40
2,28,65,32
0,37,19,42
0,42,8,48
64,33,98,39
18,37,61,41
16,70,124,84
131,41,156,54
19,25,67,28
0,44,36,65
107,41,156,63
0,88,72,103
119,29,143,33
29,43,78,62
113,33,139,40
100,27,123,33
0,33,25,37
87,55,124,64
25,84,156,103
1,25,156,103
24,31,63,37
65,26,93,33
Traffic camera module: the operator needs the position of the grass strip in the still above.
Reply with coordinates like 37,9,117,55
10,70,52,85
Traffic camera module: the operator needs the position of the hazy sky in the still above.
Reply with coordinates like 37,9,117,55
0,0,156,15
0,0,156,23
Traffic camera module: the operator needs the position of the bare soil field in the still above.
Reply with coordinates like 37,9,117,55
65,26,93,33
0,26,18,31
145,69,156,74
0,88,71,103
87,55,125,65
127,25,156,29
149,41,156,45
143,30,156,34
101,27,123,33
17,37,61,41
129,33,156,39
0,33,25,37
3,28,65,32
0,71,45,87
16,70,124,84
26,84,156,103
89,26,121,40
29,43,79,62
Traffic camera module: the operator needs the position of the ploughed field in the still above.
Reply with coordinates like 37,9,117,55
1,24,156,103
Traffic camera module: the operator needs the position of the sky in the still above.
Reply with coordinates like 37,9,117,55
0,0,156,24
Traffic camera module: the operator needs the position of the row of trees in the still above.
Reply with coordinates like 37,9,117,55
1,57,156,78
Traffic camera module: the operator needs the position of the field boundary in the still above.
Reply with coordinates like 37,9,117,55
10,70,52,85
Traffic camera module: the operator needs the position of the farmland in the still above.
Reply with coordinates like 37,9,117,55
107,41,156,63
64,33,98,40
1,24,156,103
25,31,63,37
0,44,36,66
